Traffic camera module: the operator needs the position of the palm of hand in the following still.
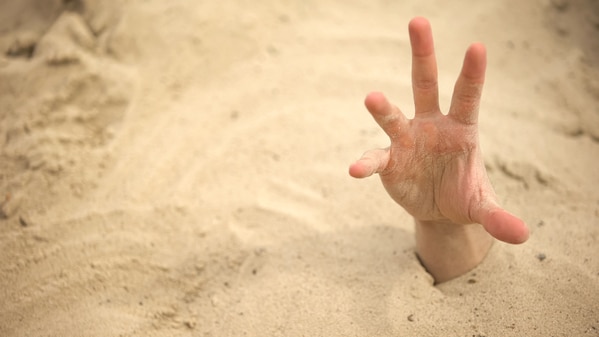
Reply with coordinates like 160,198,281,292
378,110,492,224
349,18,528,244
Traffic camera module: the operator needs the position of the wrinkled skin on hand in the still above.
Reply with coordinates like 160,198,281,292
349,17,528,244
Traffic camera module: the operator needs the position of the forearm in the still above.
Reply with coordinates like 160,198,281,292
415,219,493,283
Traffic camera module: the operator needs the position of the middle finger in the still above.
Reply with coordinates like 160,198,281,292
408,17,440,115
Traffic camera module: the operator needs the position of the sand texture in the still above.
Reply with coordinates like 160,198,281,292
1,0,598,336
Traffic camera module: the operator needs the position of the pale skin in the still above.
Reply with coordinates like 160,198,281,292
349,17,529,283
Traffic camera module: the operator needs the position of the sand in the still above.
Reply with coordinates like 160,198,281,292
0,0,598,336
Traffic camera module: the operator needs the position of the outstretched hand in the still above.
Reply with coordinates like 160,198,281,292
349,17,529,246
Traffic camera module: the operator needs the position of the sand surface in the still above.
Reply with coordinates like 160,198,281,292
1,0,598,336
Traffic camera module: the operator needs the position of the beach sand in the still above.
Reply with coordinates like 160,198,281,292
0,0,598,336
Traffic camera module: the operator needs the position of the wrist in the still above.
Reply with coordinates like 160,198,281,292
414,218,493,283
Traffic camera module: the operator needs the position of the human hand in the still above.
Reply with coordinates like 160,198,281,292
349,17,529,245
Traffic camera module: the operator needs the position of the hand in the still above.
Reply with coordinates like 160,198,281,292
349,17,529,245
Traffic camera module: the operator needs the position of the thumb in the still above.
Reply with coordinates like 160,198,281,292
477,206,529,244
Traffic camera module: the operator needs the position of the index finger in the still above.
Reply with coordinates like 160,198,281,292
448,43,487,124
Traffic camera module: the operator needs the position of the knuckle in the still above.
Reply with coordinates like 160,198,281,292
415,77,438,91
